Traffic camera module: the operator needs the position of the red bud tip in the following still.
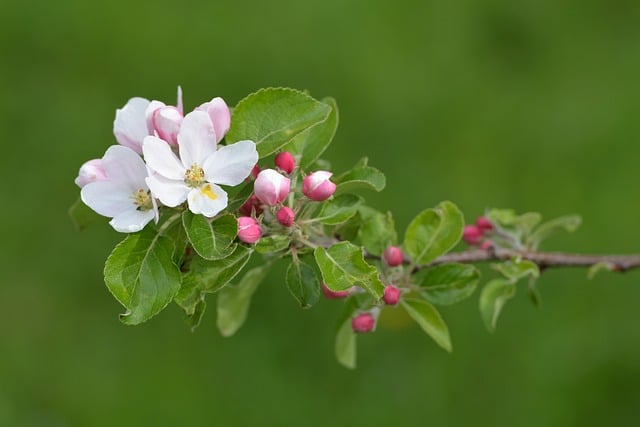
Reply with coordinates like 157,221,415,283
382,285,401,305
251,164,261,179
383,246,403,267
463,225,482,245
351,312,375,333
239,194,263,216
276,206,295,227
321,283,350,299
274,151,296,174
476,216,493,232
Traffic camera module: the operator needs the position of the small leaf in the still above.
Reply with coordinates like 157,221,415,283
358,207,397,256
334,211,363,242
335,297,359,369
175,246,252,315
226,183,254,213
217,266,270,337
285,97,339,170
286,260,320,308
587,261,616,279
404,201,464,265
401,297,452,352
314,242,385,299
68,197,103,231
185,299,206,332
104,225,182,325
415,263,480,305
335,157,386,193
227,88,332,158
493,260,540,282
314,194,363,225
182,212,237,260
528,215,582,249
255,235,291,254
479,279,516,332
527,279,542,308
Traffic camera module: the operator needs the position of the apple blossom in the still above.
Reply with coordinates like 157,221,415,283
143,111,258,217
237,216,262,244
276,206,295,227
274,151,296,174
303,171,336,201
74,159,107,188
352,312,375,333
383,246,403,267
382,286,401,305
196,97,231,143
254,169,291,206
80,145,158,233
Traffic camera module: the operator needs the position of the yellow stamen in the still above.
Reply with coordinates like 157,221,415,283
200,184,218,200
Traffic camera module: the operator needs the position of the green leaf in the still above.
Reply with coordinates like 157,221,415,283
357,207,397,256
401,297,452,352
175,246,252,315
334,211,363,242
255,235,291,254
479,278,516,332
527,215,582,249
182,212,237,260
104,225,182,325
217,266,270,337
285,97,339,170
335,158,386,193
286,260,320,309
335,297,359,369
314,194,363,225
227,88,332,158
493,260,540,282
314,242,385,299
415,263,480,305
68,197,103,231
587,261,616,279
404,201,464,265
185,299,207,332
226,182,254,213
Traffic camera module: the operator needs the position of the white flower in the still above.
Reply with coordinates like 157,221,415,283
143,110,258,217
81,145,159,233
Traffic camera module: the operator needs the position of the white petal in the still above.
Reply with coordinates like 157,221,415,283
142,136,185,180
178,110,217,167
101,145,148,189
114,97,150,153
176,86,183,115
146,174,190,207
81,181,133,217
109,209,155,233
203,140,258,186
187,184,228,217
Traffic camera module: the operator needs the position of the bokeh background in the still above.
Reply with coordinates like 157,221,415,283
2,0,640,425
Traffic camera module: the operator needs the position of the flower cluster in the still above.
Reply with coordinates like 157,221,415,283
463,216,493,249
75,88,258,232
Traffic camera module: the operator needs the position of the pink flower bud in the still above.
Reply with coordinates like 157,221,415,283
476,216,493,232
196,97,231,143
274,151,296,174
75,159,107,188
383,246,403,267
303,171,336,201
251,164,261,179
383,285,401,305
276,206,295,227
480,240,493,251
254,169,291,206
152,106,183,145
144,100,167,134
321,283,350,299
463,225,482,246
239,194,263,216
352,312,375,333
237,216,262,244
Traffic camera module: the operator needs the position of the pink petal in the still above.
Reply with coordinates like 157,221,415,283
152,106,183,146
145,100,166,134
197,97,230,143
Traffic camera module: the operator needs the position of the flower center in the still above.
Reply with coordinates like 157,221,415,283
185,163,205,188
132,189,153,211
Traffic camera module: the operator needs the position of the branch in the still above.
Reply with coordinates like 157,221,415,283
428,248,640,272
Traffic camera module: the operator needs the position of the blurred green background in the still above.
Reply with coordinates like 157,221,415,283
2,0,640,425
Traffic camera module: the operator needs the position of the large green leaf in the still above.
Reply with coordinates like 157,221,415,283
227,88,332,158
314,242,385,299
415,263,480,305
286,260,320,309
335,158,386,194
104,225,182,325
175,246,252,315
314,194,363,225
182,212,237,260
217,266,270,337
479,278,516,332
401,297,452,352
285,97,339,170
404,201,464,265
357,207,397,256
